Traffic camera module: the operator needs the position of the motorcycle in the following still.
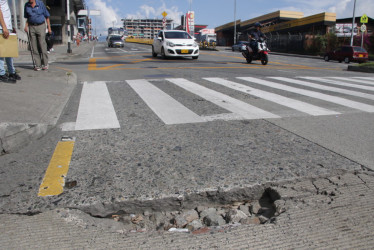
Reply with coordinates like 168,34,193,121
241,37,270,65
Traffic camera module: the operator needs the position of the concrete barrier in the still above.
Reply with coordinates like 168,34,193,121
125,38,153,45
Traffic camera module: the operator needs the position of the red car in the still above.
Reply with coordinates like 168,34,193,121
324,45,368,64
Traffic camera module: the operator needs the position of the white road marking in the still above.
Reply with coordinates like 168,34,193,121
167,78,280,120
205,77,339,116
75,82,120,130
126,79,205,125
329,77,374,86
238,77,374,113
90,45,95,58
270,77,374,100
354,77,374,81
299,77,374,92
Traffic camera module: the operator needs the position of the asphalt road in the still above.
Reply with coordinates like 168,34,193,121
1,41,373,216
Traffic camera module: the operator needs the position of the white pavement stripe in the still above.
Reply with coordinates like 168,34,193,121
126,79,205,125
238,77,374,113
205,78,339,116
270,77,374,101
75,82,120,130
90,45,95,58
299,77,374,92
167,78,280,120
354,77,374,81
329,77,374,86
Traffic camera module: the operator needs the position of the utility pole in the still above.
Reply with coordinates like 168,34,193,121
234,0,237,44
350,0,356,46
67,0,72,53
11,0,17,30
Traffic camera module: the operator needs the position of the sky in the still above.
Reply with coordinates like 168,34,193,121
86,0,374,36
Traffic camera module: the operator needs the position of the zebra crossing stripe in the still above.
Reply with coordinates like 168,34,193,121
75,82,120,130
204,77,339,116
238,77,374,113
270,77,374,101
354,77,374,82
299,77,374,92
166,78,280,120
329,77,374,86
126,79,205,125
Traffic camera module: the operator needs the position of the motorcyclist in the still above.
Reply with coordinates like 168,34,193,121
248,22,266,54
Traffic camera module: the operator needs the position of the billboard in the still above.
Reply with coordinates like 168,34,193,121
186,11,195,37
335,23,358,37
200,29,215,35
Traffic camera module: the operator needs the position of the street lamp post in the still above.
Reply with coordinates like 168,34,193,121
234,0,237,45
350,0,357,46
67,0,72,53
11,0,17,30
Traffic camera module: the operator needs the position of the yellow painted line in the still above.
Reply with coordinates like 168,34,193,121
88,53,341,71
38,141,75,197
88,64,340,71
132,58,154,64
88,58,97,71
93,53,149,60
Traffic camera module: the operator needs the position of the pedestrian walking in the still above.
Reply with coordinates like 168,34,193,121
0,0,21,83
24,0,51,71
76,32,81,47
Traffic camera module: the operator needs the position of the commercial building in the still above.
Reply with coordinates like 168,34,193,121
215,10,337,52
122,18,173,39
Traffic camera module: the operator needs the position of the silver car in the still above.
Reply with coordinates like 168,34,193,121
108,36,124,48
232,41,249,52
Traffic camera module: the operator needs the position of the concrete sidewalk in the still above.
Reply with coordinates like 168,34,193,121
0,42,93,154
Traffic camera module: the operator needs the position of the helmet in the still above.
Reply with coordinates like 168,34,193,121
254,22,261,28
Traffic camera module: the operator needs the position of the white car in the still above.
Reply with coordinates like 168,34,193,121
152,30,199,59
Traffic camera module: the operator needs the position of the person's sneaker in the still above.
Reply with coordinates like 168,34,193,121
0,74,16,83
42,65,49,70
8,73,21,81
34,67,41,71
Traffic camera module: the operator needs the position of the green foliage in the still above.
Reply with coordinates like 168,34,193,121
306,33,338,55
358,62,374,67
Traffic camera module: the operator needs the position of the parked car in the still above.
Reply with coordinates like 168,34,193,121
324,45,368,64
232,41,249,51
152,30,199,59
108,35,124,48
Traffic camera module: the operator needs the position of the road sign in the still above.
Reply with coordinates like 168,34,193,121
163,18,166,29
90,10,101,16
360,14,368,23
162,11,168,18
361,24,367,32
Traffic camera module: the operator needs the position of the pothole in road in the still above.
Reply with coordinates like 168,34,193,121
59,187,284,234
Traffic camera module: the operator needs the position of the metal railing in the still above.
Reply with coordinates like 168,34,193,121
16,29,29,51
266,32,305,52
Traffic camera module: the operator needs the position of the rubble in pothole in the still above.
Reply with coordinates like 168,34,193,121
60,188,284,234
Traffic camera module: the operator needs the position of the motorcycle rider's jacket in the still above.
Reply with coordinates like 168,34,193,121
250,30,265,40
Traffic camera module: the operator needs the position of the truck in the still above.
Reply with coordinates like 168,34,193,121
196,29,217,48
